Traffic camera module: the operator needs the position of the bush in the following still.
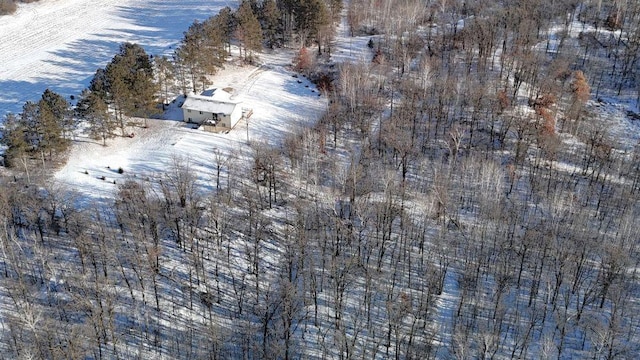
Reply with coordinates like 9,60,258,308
293,47,313,73
118,167,124,174
367,38,374,49
0,0,17,15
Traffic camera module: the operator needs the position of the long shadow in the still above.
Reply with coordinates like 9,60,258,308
110,0,236,57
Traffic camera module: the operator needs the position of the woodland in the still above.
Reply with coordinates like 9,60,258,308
1,0,640,359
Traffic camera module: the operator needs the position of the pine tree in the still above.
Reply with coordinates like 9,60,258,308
39,88,71,147
21,100,58,165
236,0,263,61
2,90,69,169
176,19,226,92
155,56,175,109
261,0,281,48
202,15,227,69
89,68,109,99
1,113,29,173
175,22,205,93
294,0,330,48
77,89,116,146
20,100,41,150
102,43,160,130
217,7,235,54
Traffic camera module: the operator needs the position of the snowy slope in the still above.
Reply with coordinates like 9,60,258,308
0,0,235,116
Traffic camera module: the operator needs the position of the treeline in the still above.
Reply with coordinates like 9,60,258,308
347,0,640,99
171,0,342,93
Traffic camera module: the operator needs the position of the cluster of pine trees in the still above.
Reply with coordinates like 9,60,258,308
77,43,159,143
2,89,71,178
2,43,158,171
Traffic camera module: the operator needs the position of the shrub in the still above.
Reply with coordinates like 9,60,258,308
571,71,590,104
0,0,17,15
118,167,124,174
293,47,313,73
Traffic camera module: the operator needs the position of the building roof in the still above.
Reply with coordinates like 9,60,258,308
181,89,242,115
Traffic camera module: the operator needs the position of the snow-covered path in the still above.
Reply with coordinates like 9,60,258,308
0,0,235,116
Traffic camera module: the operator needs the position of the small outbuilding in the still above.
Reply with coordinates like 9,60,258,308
181,88,243,129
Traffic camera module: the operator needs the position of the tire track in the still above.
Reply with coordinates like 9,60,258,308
234,65,267,97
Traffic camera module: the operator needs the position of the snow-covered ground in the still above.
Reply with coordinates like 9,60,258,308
53,59,327,204
0,0,235,116
0,0,329,204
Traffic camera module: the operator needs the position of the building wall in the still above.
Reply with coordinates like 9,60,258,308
218,113,232,128
183,108,215,124
228,106,243,128
183,107,241,128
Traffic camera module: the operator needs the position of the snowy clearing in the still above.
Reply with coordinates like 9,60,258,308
54,59,327,204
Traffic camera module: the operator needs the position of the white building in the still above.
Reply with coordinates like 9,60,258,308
181,88,243,129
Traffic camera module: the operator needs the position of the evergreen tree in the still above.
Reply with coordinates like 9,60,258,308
89,68,109,99
217,6,235,54
108,43,158,116
261,0,282,48
76,89,115,146
236,0,263,61
104,63,131,134
279,0,297,44
2,90,70,170
39,88,71,145
155,56,175,109
175,22,205,93
1,113,29,172
20,100,41,150
22,99,65,163
294,0,330,48
176,19,226,92
96,42,160,131
202,15,228,68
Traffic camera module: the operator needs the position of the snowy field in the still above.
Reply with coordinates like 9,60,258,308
0,0,235,116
